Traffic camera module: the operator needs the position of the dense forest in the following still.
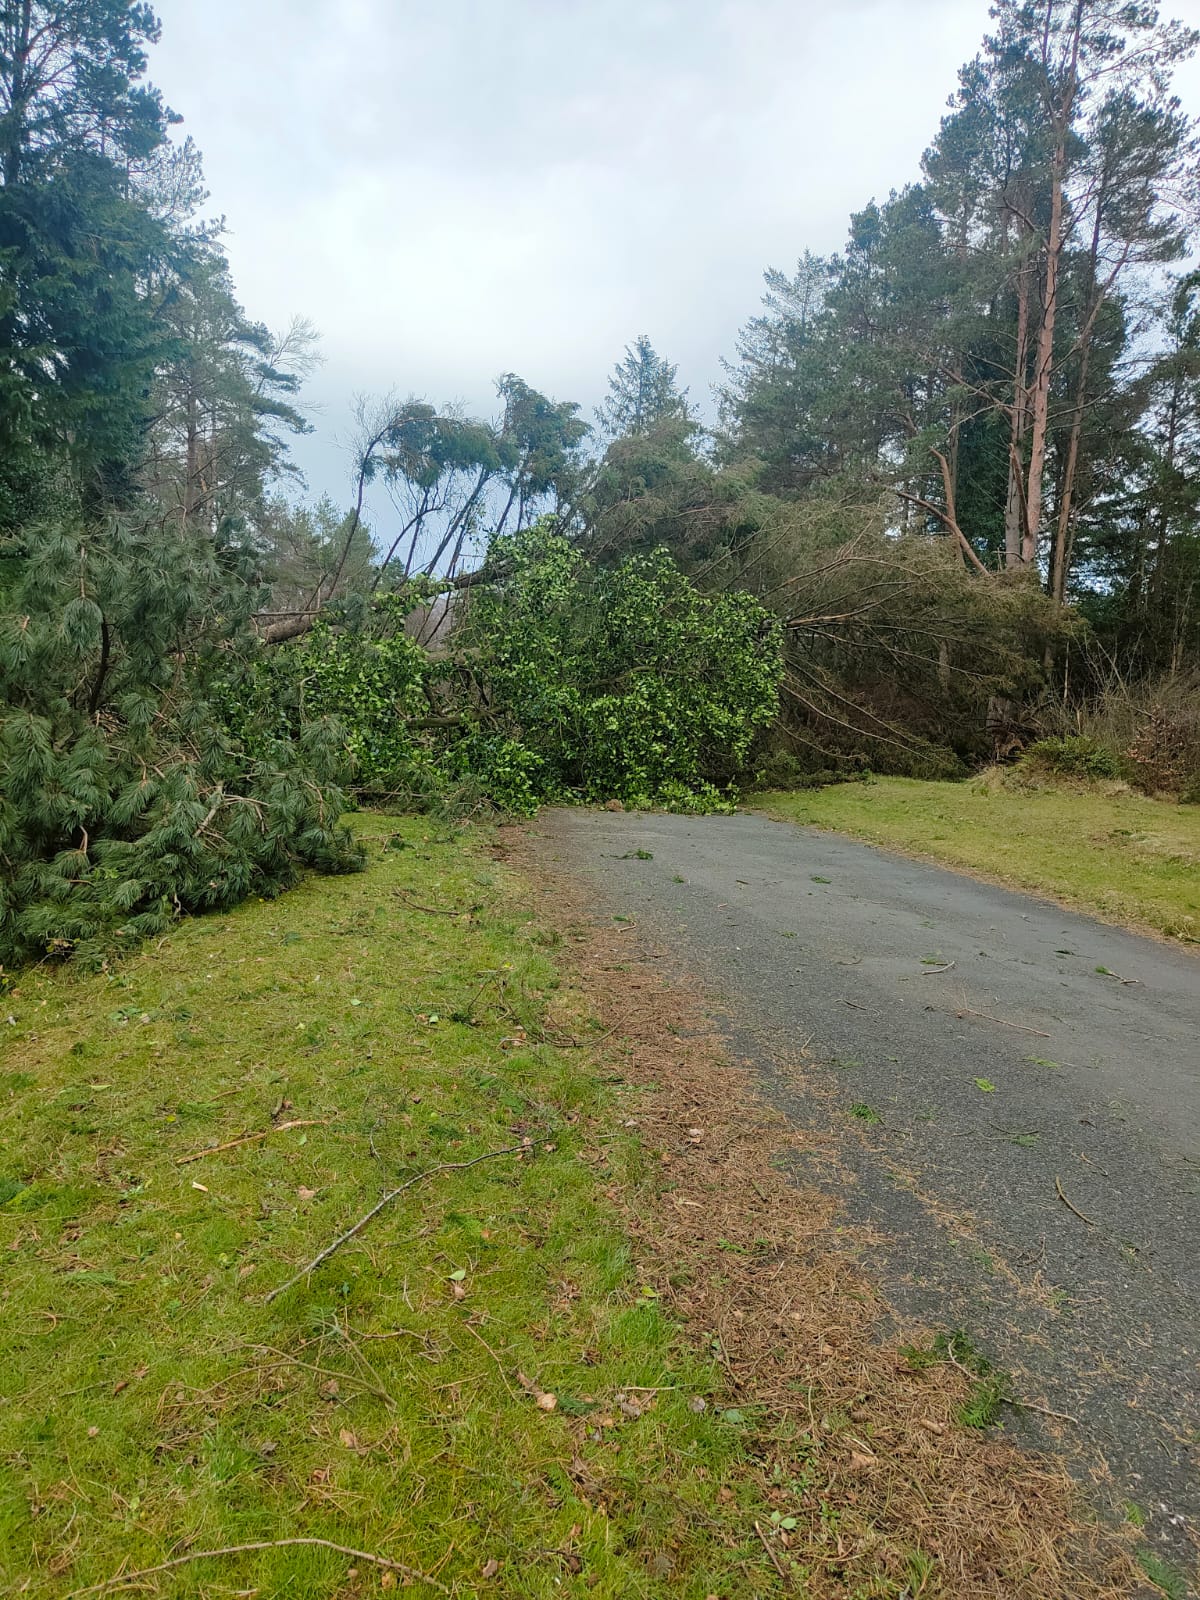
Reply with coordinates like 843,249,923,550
2,0,1199,966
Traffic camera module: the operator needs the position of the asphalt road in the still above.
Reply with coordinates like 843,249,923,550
534,806,1200,1574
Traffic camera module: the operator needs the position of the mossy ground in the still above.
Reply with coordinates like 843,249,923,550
758,776,1200,944
0,819,747,1597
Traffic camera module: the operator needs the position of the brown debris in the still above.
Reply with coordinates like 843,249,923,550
503,821,1141,1600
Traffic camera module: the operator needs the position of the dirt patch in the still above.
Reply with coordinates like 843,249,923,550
501,821,1145,1599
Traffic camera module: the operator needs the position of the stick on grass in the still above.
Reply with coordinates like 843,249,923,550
265,1140,532,1302
176,1119,327,1165
66,1537,449,1596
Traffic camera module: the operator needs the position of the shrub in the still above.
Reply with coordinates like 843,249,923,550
1125,706,1200,796
448,525,783,809
1021,735,1124,782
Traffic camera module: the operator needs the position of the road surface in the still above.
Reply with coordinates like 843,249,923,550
533,806,1200,1573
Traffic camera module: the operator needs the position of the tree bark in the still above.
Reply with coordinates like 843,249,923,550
1004,251,1031,567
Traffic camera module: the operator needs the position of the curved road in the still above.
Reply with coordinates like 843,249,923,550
534,806,1200,1578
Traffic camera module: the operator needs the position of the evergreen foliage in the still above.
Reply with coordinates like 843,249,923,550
0,513,360,969
0,1,360,968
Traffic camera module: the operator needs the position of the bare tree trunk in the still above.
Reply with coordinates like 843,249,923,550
1,0,33,185
1024,0,1083,572
1024,155,1062,566
1050,339,1092,605
1004,252,1031,567
183,384,200,526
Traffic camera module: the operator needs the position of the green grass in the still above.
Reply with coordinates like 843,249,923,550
757,777,1200,943
0,819,759,1598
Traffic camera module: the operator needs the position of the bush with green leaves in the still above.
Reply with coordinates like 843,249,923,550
0,517,361,969
446,524,783,810
224,592,435,799
252,526,783,817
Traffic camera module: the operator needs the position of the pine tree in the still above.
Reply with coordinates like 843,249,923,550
596,335,692,438
0,2,361,967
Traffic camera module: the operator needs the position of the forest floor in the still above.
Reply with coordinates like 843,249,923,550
758,777,1200,946
0,813,1164,1599
528,805,1200,1599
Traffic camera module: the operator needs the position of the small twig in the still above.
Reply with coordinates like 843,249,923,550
265,1141,532,1302
176,1120,327,1165
459,1316,518,1399
920,961,956,975
66,1537,448,1597
248,1344,393,1407
1055,1175,1096,1228
453,969,504,1023
943,1344,1076,1425
953,1008,1051,1038
1095,966,1141,986
393,887,481,917
753,1521,792,1587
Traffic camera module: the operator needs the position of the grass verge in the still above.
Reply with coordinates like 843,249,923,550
756,776,1200,943
1,818,740,1597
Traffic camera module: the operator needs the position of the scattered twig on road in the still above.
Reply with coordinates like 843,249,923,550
265,1141,533,1302
942,1345,1078,1426
920,961,957,975
1055,1175,1096,1228
1095,966,1141,986
66,1538,448,1597
950,1007,1051,1038
176,1120,327,1165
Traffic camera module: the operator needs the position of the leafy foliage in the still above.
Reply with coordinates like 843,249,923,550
445,525,782,811
256,526,783,817
1022,736,1124,782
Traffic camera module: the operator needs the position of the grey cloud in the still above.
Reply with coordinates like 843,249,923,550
149,0,1200,515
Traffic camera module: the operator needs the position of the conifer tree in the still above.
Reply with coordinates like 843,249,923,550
596,335,692,438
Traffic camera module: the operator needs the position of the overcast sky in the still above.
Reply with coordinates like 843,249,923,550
148,0,1200,515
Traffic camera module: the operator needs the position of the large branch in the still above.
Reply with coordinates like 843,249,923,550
895,449,991,578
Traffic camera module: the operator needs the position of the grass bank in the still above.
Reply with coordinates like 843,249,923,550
757,776,1200,944
0,819,743,1597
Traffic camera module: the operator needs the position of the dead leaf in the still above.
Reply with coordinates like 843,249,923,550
297,1186,317,1202
848,1450,877,1470
339,1428,360,1451
380,1572,398,1591
917,1417,945,1435
190,1180,208,1193
535,1391,558,1412
481,1559,501,1579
